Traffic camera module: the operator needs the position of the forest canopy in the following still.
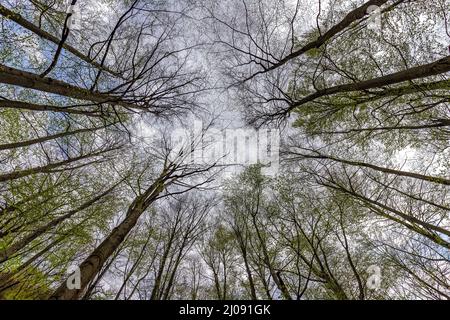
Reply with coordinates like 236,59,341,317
0,0,448,300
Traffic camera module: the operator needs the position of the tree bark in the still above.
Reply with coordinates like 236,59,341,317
294,152,450,185
0,147,117,182
0,4,121,77
288,56,450,112
49,166,174,299
244,0,390,80
0,64,137,109
0,124,113,151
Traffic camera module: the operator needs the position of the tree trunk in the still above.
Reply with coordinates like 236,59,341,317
0,64,136,109
0,5,121,77
49,169,171,299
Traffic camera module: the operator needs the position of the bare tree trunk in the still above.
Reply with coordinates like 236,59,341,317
0,238,63,292
0,64,136,109
0,99,103,118
0,4,121,77
287,56,450,111
295,152,450,185
0,124,113,151
0,147,118,182
244,0,390,79
49,166,174,299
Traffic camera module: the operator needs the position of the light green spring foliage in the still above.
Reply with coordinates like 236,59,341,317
0,0,448,300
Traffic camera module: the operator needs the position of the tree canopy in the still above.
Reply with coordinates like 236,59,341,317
0,0,448,300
